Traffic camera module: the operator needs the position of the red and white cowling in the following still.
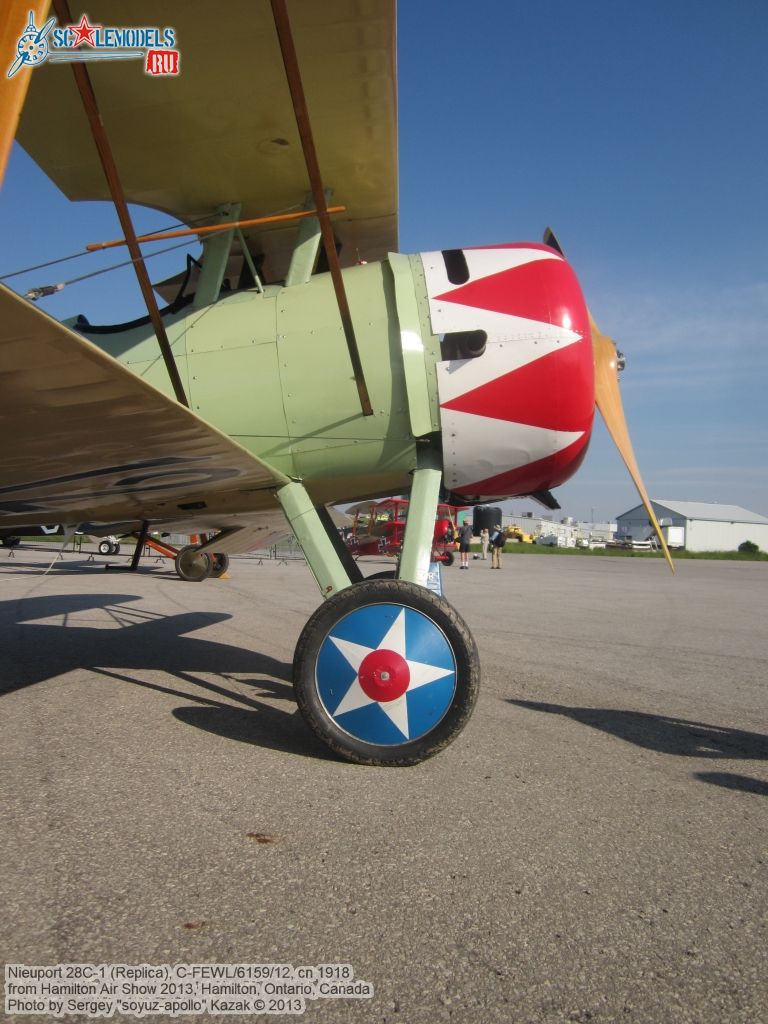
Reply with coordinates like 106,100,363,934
420,243,595,501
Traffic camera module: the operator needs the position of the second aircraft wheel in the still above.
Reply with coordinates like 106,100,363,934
209,552,230,578
175,545,212,582
293,579,480,766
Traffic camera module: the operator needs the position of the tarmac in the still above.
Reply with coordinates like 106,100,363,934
1,544,766,1023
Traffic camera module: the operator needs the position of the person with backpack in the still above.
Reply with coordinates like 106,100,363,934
489,524,506,568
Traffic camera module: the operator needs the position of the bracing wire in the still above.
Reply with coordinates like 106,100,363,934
21,238,198,301
0,212,214,282
1,201,303,287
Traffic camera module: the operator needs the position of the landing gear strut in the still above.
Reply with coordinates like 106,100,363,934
278,455,481,766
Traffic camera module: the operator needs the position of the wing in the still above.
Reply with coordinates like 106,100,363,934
345,500,378,516
0,283,290,545
15,0,397,282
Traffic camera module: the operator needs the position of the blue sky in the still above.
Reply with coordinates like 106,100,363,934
2,1,766,522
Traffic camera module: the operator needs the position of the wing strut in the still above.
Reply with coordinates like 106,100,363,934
50,0,189,409
269,0,374,417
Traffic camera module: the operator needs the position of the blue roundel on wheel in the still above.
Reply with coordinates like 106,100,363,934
315,602,457,746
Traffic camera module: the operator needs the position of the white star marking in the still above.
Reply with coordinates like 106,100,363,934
328,610,454,739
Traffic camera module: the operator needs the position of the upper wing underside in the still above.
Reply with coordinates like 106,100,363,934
15,0,398,283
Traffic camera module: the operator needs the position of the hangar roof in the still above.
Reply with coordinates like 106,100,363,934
618,500,768,525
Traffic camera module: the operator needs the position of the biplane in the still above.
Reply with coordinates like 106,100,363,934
344,497,465,566
0,0,672,766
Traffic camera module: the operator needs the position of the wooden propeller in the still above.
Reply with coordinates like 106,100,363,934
591,313,674,572
544,228,674,572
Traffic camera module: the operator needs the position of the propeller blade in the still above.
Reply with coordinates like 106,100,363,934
542,228,674,572
592,316,675,572
543,226,564,255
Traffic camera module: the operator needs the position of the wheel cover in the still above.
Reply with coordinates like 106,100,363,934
315,602,457,745
176,547,211,581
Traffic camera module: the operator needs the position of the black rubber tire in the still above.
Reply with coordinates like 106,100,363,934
441,548,455,567
1,536,21,548
175,545,213,582
110,542,121,555
293,579,480,766
98,540,112,555
365,569,397,580
209,552,230,578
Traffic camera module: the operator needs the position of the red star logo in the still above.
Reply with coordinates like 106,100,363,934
70,15,100,47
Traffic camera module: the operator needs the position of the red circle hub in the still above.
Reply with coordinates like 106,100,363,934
358,649,410,702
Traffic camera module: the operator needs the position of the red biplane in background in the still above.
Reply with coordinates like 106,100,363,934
345,498,466,567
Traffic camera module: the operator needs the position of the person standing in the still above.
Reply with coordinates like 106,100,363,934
480,527,489,560
490,524,505,568
458,521,473,569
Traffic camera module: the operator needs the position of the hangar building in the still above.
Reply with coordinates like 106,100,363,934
616,500,768,552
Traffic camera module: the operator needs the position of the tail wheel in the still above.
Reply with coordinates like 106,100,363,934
293,579,480,766
175,545,212,582
439,548,455,567
209,552,230,578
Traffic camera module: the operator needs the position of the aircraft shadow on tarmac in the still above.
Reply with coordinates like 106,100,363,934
0,552,175,575
509,700,768,797
0,593,332,762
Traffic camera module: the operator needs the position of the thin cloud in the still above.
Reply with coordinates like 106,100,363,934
598,280,768,352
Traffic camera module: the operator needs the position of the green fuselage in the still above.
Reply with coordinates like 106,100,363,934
81,258,441,509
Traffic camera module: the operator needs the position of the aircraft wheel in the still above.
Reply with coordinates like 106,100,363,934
98,540,112,555
293,579,480,766
441,549,455,567
1,536,21,548
175,545,212,582
366,569,397,580
110,542,121,555
209,552,229,578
